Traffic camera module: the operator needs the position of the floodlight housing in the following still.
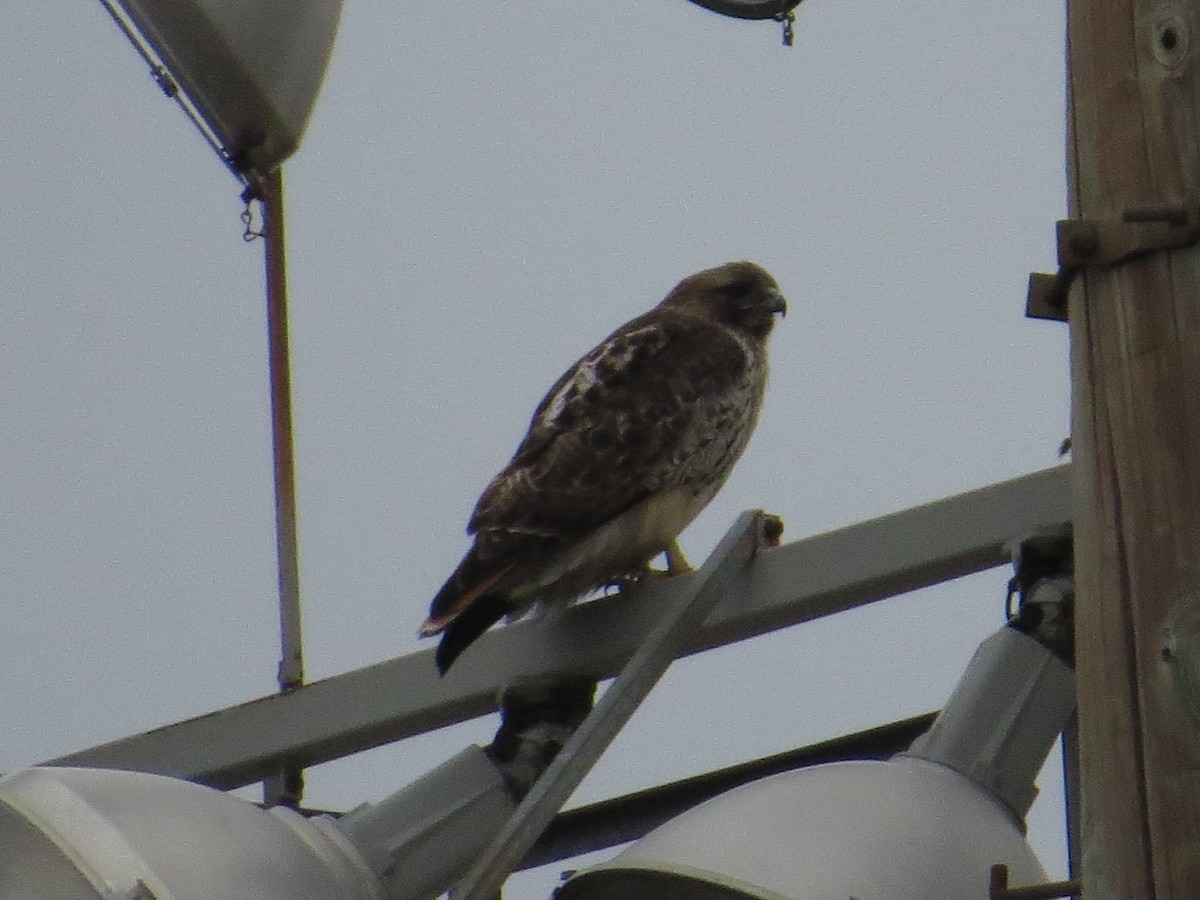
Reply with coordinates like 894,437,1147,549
0,744,521,900
556,756,1046,900
560,626,1075,899
108,0,342,176
0,766,381,900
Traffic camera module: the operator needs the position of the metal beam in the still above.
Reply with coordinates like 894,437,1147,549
45,465,1069,789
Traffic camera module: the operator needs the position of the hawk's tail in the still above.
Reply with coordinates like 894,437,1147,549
435,592,510,675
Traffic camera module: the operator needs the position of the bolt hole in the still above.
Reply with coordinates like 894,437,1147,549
1162,26,1180,51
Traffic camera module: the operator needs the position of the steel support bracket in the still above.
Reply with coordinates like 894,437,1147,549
1026,206,1200,322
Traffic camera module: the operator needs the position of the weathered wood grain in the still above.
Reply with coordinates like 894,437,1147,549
1068,0,1200,895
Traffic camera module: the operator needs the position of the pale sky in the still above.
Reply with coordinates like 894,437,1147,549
2,2,1069,896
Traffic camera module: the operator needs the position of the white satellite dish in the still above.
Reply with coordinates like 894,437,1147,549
110,0,342,176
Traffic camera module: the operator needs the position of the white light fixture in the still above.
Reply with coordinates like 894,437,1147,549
0,745,520,900
559,627,1075,899
557,756,1046,900
103,0,343,177
0,766,382,900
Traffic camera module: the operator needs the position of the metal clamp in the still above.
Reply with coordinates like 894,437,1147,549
1026,205,1200,322
1005,526,1074,665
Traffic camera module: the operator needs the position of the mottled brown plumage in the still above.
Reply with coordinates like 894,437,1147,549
420,261,786,673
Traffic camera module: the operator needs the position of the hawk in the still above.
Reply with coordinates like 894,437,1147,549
419,261,786,674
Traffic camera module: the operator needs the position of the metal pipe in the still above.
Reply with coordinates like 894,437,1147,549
260,167,304,807
262,167,304,694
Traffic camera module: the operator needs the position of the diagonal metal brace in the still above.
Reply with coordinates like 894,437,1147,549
449,509,781,900
1026,205,1200,322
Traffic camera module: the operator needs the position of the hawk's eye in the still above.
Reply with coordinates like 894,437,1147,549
725,279,756,299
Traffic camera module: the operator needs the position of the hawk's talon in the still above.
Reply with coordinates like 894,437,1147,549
604,556,688,594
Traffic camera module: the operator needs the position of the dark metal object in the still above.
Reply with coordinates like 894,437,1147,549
776,10,796,45
1061,712,1081,880
684,0,802,21
519,712,936,870
1026,206,1200,321
990,863,1081,899
1006,527,1074,665
486,677,598,801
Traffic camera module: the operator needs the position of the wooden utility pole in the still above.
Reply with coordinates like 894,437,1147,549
1067,0,1200,896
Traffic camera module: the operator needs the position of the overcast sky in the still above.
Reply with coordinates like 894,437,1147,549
3,1,1069,895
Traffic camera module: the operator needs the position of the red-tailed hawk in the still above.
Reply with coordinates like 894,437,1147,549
420,261,786,673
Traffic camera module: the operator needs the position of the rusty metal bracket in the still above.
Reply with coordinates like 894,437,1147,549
1026,205,1200,322
989,863,1081,899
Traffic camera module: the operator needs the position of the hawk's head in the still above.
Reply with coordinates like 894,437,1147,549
661,261,787,340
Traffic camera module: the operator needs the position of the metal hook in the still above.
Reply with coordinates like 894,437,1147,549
241,191,264,242
774,10,796,46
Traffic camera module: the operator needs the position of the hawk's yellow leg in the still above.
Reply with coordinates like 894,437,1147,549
664,540,692,575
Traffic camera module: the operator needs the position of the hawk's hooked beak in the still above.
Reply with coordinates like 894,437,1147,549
737,288,787,336
765,290,787,318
